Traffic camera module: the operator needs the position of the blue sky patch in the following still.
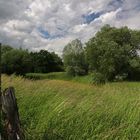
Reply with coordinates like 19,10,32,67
82,12,102,24
38,27,50,39
38,27,64,39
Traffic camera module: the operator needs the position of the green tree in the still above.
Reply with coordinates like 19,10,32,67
2,48,32,75
86,25,140,81
1,45,63,75
30,50,63,73
63,39,87,76
50,52,64,72
1,45,13,54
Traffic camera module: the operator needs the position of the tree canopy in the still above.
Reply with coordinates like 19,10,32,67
2,48,31,75
1,45,63,75
30,50,63,73
63,39,87,76
86,25,140,81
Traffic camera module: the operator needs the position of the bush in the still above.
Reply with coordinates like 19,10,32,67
66,66,75,76
66,66,87,76
115,73,128,81
128,58,140,81
128,68,140,81
92,72,106,85
74,66,87,76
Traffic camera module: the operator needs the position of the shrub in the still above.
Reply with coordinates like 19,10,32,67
74,66,87,76
66,66,75,76
115,73,128,81
92,72,106,85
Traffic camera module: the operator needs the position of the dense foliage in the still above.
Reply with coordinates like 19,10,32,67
63,39,87,76
30,50,63,73
1,45,63,75
1,46,31,75
86,25,140,82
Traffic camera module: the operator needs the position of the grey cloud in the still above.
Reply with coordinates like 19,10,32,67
0,0,140,55
0,0,30,22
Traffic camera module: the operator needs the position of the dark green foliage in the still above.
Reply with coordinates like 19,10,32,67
1,45,13,54
30,50,63,73
1,48,31,75
91,72,106,84
86,25,140,81
128,57,140,81
66,66,75,76
63,39,88,76
1,45,63,75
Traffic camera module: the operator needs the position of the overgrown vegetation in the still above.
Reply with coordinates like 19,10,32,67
2,75,140,140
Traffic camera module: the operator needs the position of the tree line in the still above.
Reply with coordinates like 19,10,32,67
1,46,63,75
63,25,140,83
1,25,140,83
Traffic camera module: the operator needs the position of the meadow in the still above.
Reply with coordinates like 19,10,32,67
25,72,93,84
2,73,140,140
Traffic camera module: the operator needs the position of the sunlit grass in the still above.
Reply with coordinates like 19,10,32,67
2,74,140,140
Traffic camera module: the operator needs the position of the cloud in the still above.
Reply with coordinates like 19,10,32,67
95,8,122,24
0,0,140,55
0,0,31,22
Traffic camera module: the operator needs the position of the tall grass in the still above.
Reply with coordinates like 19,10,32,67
2,74,140,140
26,72,93,84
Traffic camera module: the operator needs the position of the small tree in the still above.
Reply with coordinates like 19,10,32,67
63,39,87,76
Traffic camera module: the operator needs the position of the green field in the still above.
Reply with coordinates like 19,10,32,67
2,73,140,140
25,72,93,84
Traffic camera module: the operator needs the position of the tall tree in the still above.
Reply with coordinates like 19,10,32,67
86,25,140,81
63,39,87,76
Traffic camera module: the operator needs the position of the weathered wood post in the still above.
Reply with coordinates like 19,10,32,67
0,42,2,140
1,87,25,140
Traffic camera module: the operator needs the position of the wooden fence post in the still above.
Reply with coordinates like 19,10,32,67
2,87,25,140
0,43,2,140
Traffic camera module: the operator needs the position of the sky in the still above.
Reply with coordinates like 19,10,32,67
0,0,140,56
